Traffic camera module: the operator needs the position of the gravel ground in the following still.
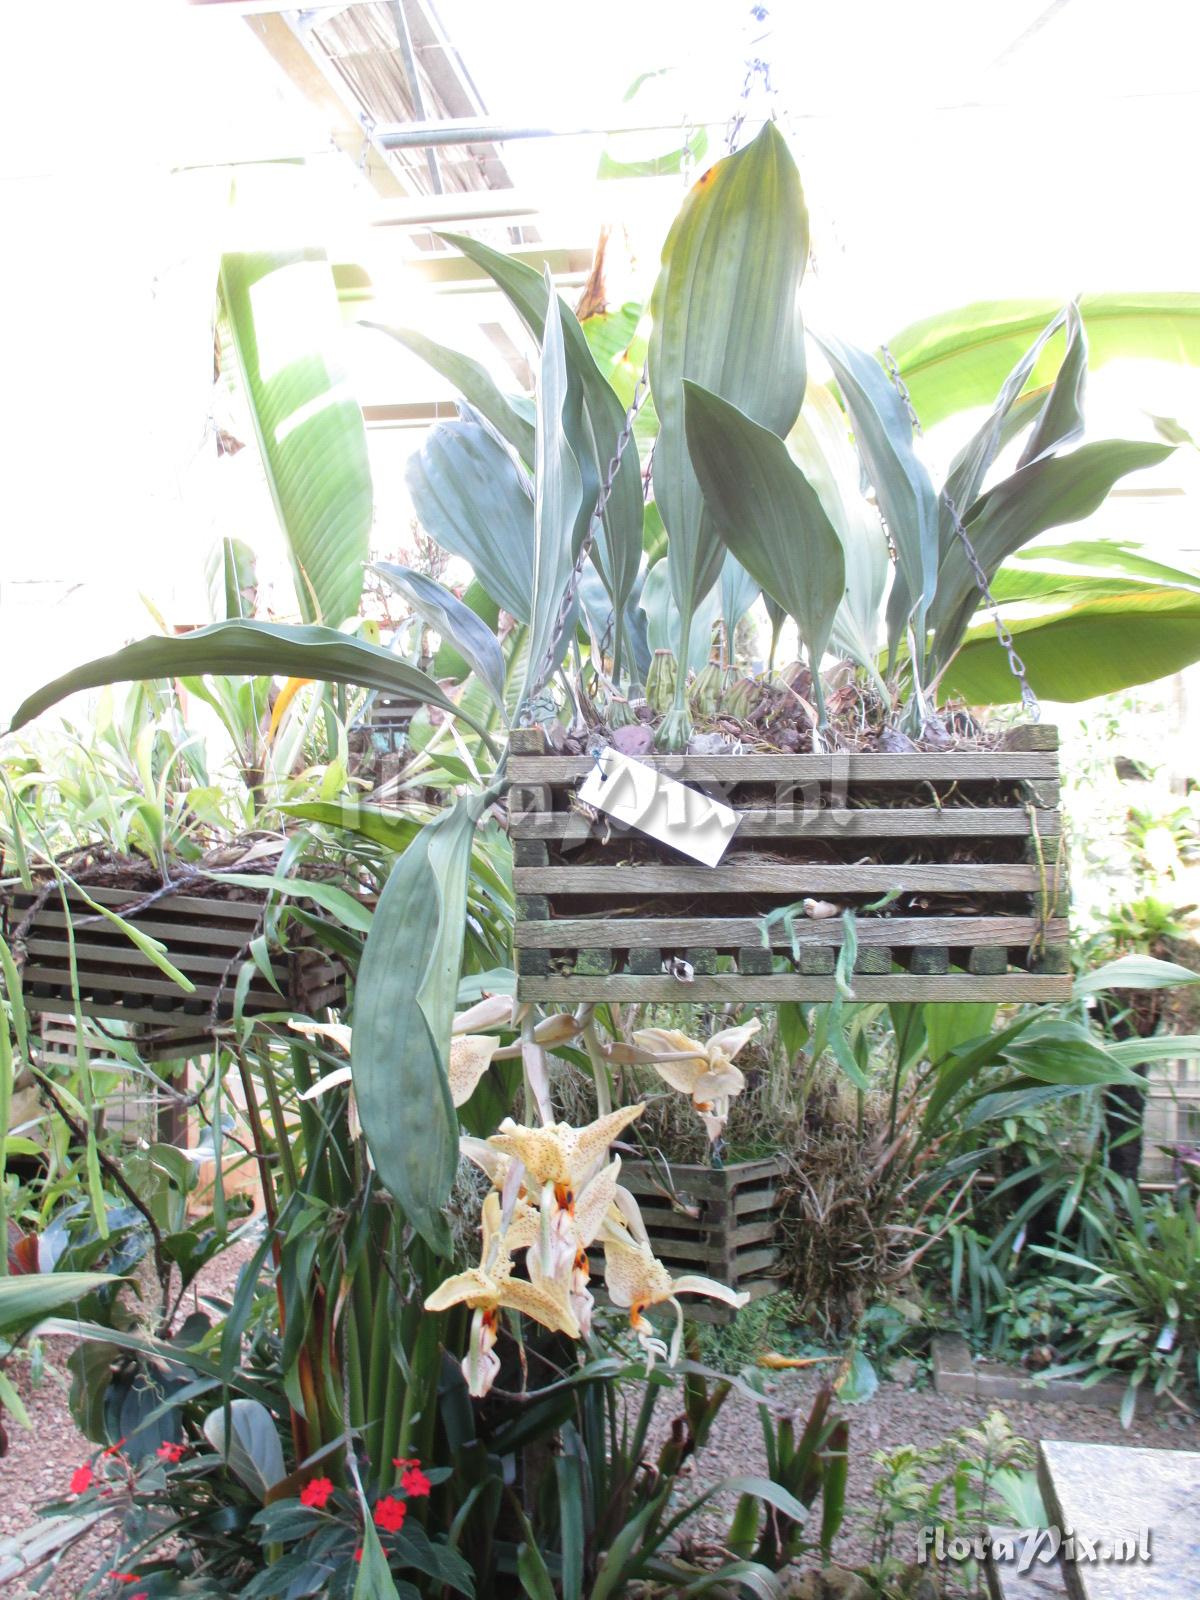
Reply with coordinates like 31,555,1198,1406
4,1289,1198,1595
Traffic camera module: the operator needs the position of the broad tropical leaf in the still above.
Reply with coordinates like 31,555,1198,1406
406,410,535,622
202,1398,286,1501
684,382,844,721
640,559,719,675
943,585,1200,703
219,252,371,626
523,281,584,704
719,552,760,640
930,441,1172,671
649,122,809,730
8,621,498,754
373,562,507,712
1017,302,1087,467
1075,956,1200,997
362,320,534,460
886,293,1200,427
0,1272,116,1333
351,792,492,1251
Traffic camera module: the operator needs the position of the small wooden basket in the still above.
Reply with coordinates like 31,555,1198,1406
508,725,1069,1005
593,1155,786,1322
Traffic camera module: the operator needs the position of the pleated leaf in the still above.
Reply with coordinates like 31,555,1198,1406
650,122,809,649
220,252,371,626
351,792,491,1252
8,621,497,752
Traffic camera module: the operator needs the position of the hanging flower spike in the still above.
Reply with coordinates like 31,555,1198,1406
300,1475,334,1509
155,1441,186,1464
631,1018,760,1141
487,1104,644,1275
600,1225,748,1370
374,1495,408,1534
424,1194,580,1397
69,1463,94,1495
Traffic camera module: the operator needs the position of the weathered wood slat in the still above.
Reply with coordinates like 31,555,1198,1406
509,752,1059,783
516,915,1066,949
10,886,268,920
9,906,263,949
519,974,1073,1002
510,807,1059,840
516,863,1042,894
21,938,276,980
21,965,265,1003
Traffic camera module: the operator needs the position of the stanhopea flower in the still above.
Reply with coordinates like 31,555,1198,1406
630,1018,761,1140
600,1225,748,1368
424,1193,579,1397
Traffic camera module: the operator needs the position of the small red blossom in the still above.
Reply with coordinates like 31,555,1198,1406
374,1495,407,1535
108,1574,141,1583
391,1456,418,1469
354,1547,363,1563
102,1438,127,1457
131,1593,148,1600
156,1441,186,1464
299,1476,334,1509
69,1464,94,1495
400,1464,431,1498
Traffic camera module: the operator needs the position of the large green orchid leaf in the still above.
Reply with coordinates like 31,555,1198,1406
373,561,507,713
941,584,1200,704
684,382,844,721
930,440,1172,671
0,1272,118,1335
352,791,492,1252
1017,302,1087,467
362,320,534,461
649,123,808,730
523,281,584,705
407,410,535,622
887,293,1200,427
640,559,719,675
219,252,371,626
8,621,498,753
787,381,888,680
814,331,939,664
719,552,760,640
438,233,644,672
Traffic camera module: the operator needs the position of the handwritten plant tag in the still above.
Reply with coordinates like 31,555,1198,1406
576,747,740,868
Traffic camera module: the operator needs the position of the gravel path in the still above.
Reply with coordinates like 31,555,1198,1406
4,1294,1197,1595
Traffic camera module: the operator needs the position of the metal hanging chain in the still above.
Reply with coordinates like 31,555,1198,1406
725,4,774,153
877,343,1040,721
528,355,652,708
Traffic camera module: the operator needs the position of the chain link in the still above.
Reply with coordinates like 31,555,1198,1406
876,345,1040,721
726,4,773,152
942,492,1041,722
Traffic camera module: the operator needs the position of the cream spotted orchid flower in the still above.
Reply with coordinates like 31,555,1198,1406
600,1224,748,1368
425,1193,579,1397
631,1017,761,1141
486,1105,644,1278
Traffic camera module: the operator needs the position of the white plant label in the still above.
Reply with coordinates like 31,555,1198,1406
576,747,741,868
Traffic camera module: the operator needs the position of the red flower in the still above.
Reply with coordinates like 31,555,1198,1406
374,1495,407,1534
69,1464,94,1495
300,1476,334,1509
108,1574,141,1584
102,1438,127,1457
156,1441,186,1464
391,1456,417,1469
400,1464,431,1498
354,1547,363,1563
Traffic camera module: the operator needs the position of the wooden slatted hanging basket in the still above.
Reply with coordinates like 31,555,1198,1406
508,725,1069,1004
2,882,345,1039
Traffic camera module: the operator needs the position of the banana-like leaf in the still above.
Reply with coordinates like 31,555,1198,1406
1009,538,1200,591
8,621,498,754
523,281,585,704
406,412,535,621
719,552,760,639
787,382,888,679
886,293,1200,427
1075,955,1200,997
439,232,644,671
361,321,534,461
814,330,939,662
352,792,491,1251
219,252,371,626
205,537,258,622
942,584,1200,704
640,559,719,675
0,1272,117,1334
930,440,1173,671
649,123,809,709
373,561,507,713
683,382,844,721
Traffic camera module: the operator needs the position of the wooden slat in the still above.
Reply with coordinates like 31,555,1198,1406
22,938,278,980
22,965,267,1004
515,915,1066,949
510,807,1058,840
509,752,1059,783
518,974,1074,1002
12,906,262,949
11,886,267,920
516,863,1041,895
